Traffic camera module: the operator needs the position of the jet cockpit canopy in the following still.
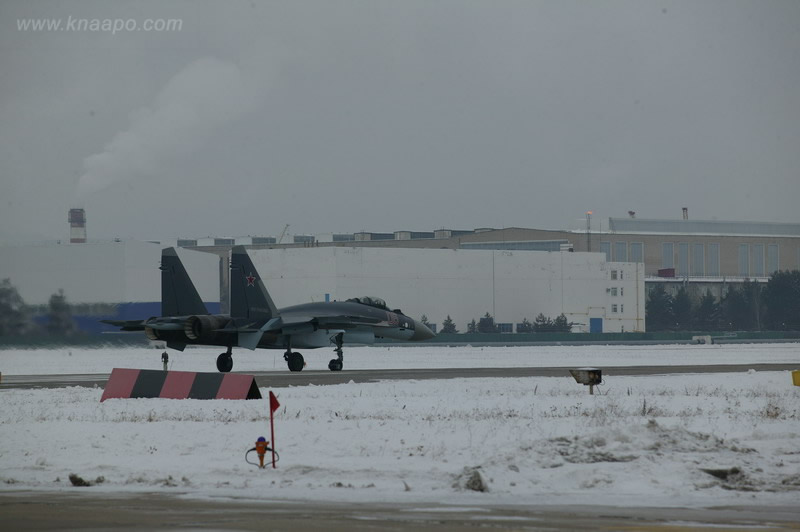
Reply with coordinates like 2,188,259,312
347,296,404,315
347,296,388,310
347,296,389,310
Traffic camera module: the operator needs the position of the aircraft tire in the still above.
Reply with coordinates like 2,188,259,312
328,359,343,371
216,353,233,373
287,352,304,372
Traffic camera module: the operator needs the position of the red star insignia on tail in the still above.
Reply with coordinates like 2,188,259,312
246,273,256,286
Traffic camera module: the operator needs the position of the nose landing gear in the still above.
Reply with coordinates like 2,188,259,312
328,333,344,372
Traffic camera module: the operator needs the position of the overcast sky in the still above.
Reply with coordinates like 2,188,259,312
2,0,799,242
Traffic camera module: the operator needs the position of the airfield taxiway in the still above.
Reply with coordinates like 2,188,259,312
2,363,797,390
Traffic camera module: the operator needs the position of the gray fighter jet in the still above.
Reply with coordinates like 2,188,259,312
103,246,435,372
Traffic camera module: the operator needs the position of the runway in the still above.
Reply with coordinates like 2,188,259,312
2,363,797,390
2,491,799,531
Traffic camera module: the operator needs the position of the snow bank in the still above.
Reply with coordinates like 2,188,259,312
1,349,799,507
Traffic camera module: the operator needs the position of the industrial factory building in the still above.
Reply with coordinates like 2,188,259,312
181,210,800,300
3,208,798,336
173,212,800,283
0,239,643,335
1,208,646,334
229,247,645,334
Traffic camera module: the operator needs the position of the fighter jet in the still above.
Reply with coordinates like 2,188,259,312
103,246,435,372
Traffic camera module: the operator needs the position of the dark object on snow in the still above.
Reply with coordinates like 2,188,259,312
701,467,741,480
68,473,103,487
68,474,90,487
464,469,488,492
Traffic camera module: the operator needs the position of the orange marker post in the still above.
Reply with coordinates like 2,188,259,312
255,437,268,468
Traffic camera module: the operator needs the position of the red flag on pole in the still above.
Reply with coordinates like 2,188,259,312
268,391,280,468
269,390,280,413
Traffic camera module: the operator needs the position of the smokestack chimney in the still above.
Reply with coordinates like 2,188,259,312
68,208,86,243
585,211,592,252
682,207,688,220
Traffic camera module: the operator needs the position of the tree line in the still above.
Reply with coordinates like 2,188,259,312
646,270,800,332
0,279,78,337
424,312,571,334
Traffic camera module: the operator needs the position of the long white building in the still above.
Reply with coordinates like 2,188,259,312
243,247,645,333
1,241,644,334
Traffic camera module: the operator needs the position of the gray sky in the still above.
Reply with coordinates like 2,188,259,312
2,0,799,242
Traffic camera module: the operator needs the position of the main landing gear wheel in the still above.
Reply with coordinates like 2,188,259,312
216,352,233,373
287,352,304,372
329,332,344,372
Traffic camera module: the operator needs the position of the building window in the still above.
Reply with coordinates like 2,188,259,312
610,287,618,296
630,242,644,263
619,270,624,280
767,244,779,274
678,243,689,276
614,242,628,262
611,270,617,280
620,304,624,313
692,243,704,276
620,287,624,297
662,243,674,269
707,243,720,277
497,323,513,333
739,244,749,276
612,304,618,313
600,241,611,262
752,244,764,276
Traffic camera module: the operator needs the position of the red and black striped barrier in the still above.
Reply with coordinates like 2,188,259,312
101,368,262,402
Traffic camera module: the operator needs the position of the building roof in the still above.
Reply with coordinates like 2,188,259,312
607,218,800,237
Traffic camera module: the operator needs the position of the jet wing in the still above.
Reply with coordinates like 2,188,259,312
100,319,146,332
235,313,385,350
236,317,281,350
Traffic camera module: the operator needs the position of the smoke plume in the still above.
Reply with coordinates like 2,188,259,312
76,57,262,198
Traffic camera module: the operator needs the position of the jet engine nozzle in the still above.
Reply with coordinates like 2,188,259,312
144,327,161,341
184,315,231,341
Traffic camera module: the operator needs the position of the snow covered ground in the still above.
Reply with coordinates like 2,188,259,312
1,343,799,509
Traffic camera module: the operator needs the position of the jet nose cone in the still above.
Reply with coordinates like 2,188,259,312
411,320,436,341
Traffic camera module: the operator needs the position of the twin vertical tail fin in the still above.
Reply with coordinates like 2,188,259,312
160,247,208,317
230,246,279,321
